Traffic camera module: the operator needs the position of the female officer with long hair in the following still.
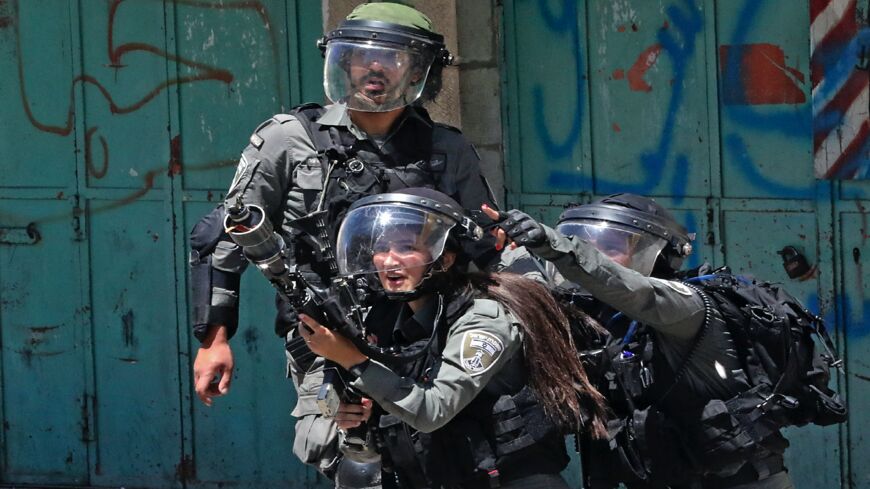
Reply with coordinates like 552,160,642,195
298,188,608,489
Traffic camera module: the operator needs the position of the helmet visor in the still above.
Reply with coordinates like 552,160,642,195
337,203,455,275
323,40,434,112
556,221,668,276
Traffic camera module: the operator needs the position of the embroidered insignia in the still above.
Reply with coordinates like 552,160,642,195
459,330,504,376
250,133,265,150
651,277,695,296
228,155,250,194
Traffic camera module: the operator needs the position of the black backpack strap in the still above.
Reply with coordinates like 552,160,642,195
287,103,348,155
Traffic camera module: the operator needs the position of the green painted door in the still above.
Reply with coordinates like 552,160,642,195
503,0,867,486
0,1,325,487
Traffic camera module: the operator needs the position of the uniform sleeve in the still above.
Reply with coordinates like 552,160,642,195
189,115,316,341
350,300,522,433
225,115,315,223
531,224,705,340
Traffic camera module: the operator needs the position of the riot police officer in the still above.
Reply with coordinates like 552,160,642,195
189,2,498,482
484,194,796,489
300,188,610,489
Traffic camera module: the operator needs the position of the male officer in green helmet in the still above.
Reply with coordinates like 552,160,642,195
188,2,499,486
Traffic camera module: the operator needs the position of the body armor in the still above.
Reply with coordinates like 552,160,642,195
370,289,569,489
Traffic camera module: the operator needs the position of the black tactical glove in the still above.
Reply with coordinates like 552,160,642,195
500,209,547,248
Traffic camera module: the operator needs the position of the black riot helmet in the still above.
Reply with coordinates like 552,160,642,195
318,2,453,112
336,188,482,301
556,193,695,277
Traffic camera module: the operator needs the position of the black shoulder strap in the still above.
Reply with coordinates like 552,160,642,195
287,103,335,152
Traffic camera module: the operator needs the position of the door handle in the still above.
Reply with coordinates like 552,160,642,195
0,223,41,245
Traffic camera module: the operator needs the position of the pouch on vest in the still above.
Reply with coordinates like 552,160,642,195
376,414,429,489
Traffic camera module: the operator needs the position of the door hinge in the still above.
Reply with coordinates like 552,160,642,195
79,394,96,442
705,197,716,246
71,195,85,242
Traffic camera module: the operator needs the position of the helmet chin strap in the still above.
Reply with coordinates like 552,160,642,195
383,258,449,302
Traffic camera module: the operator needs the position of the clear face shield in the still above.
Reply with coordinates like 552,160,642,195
336,203,456,277
323,40,435,112
556,220,669,276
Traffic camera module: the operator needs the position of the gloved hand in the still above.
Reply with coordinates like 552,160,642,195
499,209,547,248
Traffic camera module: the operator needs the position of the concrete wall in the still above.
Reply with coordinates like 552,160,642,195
324,0,507,205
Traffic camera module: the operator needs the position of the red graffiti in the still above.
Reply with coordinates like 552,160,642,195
85,127,109,179
627,44,662,93
168,135,182,178
612,69,625,80
719,43,806,105
10,0,280,212
612,123,622,133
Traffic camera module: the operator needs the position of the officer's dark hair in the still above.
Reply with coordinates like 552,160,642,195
449,271,609,439
419,61,443,102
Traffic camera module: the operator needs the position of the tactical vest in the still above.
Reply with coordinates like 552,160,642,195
578,270,846,488
273,103,473,335
372,290,569,489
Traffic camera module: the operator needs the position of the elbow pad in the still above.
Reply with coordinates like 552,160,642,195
190,251,241,342
189,205,243,342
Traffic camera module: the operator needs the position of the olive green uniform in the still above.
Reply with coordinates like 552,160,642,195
350,298,522,433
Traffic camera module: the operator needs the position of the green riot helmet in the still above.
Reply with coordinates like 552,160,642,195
318,2,453,112
336,188,482,300
556,193,694,276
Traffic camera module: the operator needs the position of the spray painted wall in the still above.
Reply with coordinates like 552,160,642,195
502,0,868,487
0,1,325,487
1,0,869,488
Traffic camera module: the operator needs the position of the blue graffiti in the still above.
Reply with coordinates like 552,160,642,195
632,0,703,189
543,0,703,196
840,294,870,338
724,134,814,198
532,0,584,160
719,0,818,196
813,28,870,112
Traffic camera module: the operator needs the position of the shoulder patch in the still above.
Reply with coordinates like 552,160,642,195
249,133,264,150
429,152,446,173
459,330,505,376
650,277,695,296
472,299,500,319
228,154,255,194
